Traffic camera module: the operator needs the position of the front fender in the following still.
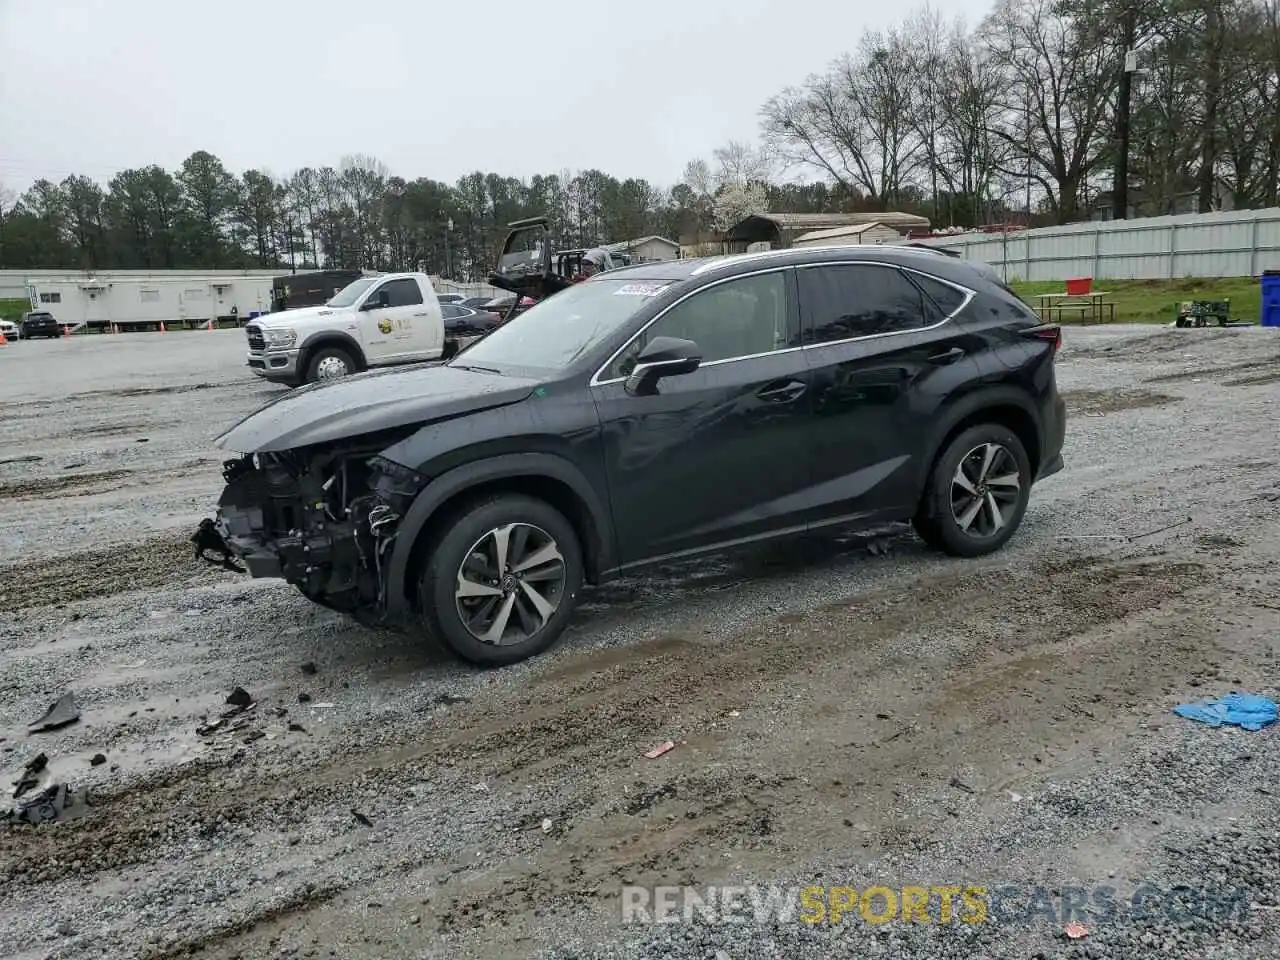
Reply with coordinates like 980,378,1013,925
297,329,367,371
383,452,617,616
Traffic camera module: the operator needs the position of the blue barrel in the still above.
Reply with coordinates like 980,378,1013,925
1262,271,1280,327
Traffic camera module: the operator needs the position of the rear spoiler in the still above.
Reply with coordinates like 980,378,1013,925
901,242,961,258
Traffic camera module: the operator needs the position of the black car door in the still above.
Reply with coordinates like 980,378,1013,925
795,261,987,529
591,268,814,567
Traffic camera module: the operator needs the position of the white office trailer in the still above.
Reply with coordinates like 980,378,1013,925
25,275,275,332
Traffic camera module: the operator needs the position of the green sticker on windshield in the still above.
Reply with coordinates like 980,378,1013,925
533,386,547,397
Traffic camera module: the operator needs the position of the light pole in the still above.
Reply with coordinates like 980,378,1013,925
445,218,453,280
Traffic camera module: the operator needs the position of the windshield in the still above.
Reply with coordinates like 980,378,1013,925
452,278,672,375
327,276,379,308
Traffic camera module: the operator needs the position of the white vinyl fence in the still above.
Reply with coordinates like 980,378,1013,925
920,207,1280,281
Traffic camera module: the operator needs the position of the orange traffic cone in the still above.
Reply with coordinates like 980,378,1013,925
159,321,167,334
206,318,215,332
62,324,70,338
0,329,7,346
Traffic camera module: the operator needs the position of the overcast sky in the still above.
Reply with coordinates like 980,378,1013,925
0,0,992,198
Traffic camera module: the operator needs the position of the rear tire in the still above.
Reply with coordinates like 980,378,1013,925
913,424,1032,558
305,345,357,384
418,494,583,666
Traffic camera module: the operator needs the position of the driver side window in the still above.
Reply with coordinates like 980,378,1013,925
607,271,792,379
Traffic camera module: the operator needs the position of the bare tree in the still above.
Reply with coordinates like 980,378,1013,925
904,5,950,217
711,139,774,187
681,158,714,198
761,26,923,208
980,0,1121,223
936,23,1015,224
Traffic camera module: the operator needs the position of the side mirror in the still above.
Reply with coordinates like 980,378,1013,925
624,336,702,396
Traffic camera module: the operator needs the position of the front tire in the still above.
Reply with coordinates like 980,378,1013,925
418,494,583,666
305,345,356,384
913,424,1032,558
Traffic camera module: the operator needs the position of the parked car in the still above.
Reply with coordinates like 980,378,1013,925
441,303,503,337
20,311,61,339
460,297,497,310
0,318,18,341
436,294,466,305
242,272,446,386
199,242,1066,668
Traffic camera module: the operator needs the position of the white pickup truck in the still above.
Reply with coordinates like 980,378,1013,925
244,272,447,386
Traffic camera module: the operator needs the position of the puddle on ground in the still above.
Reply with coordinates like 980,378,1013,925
1060,388,1182,416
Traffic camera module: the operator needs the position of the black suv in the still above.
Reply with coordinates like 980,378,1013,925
20,311,61,339
201,237,1066,666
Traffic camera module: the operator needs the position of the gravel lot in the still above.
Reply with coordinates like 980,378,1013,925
0,324,1278,960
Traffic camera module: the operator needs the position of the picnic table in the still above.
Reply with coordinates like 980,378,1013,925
1032,291,1116,324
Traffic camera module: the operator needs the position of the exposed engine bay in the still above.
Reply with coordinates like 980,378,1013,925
195,434,426,620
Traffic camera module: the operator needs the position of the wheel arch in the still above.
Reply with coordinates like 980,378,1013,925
298,332,367,378
917,388,1043,496
384,453,616,617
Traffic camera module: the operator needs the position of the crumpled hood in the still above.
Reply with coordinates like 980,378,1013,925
214,363,538,453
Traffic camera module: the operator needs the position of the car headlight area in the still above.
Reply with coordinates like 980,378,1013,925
263,328,297,349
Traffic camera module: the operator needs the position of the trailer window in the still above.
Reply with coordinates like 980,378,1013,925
39,292,62,304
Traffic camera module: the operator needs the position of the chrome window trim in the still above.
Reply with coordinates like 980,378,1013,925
588,260,977,387
794,261,975,351
589,266,797,387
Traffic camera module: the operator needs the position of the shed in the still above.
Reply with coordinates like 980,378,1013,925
723,212,931,253
791,222,903,248
605,236,681,262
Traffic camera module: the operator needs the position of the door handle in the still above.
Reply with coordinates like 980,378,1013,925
412,312,428,317
928,347,965,365
757,379,807,402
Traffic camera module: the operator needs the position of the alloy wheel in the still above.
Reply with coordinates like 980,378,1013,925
950,442,1022,538
454,522,567,646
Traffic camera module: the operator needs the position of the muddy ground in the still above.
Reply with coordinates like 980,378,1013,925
0,326,1278,960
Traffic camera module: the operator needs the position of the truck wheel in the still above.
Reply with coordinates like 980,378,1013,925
417,493,583,666
913,424,1032,558
305,346,356,383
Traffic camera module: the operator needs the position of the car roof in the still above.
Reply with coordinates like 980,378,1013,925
593,244,987,288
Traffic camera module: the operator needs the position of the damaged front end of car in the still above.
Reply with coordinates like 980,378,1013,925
194,436,427,623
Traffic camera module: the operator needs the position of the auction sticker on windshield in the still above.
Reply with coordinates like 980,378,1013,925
614,283,670,297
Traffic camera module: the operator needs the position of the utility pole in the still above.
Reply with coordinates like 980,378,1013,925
1113,5,1138,220
445,217,453,280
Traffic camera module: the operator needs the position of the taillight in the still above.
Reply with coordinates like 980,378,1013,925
1021,324,1062,353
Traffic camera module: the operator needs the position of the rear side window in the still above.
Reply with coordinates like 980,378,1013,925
381,278,424,307
904,272,969,318
798,264,943,343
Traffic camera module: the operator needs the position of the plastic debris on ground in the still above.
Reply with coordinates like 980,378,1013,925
1173,693,1278,731
12,753,48,799
7,782,88,825
644,741,676,759
27,693,81,733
